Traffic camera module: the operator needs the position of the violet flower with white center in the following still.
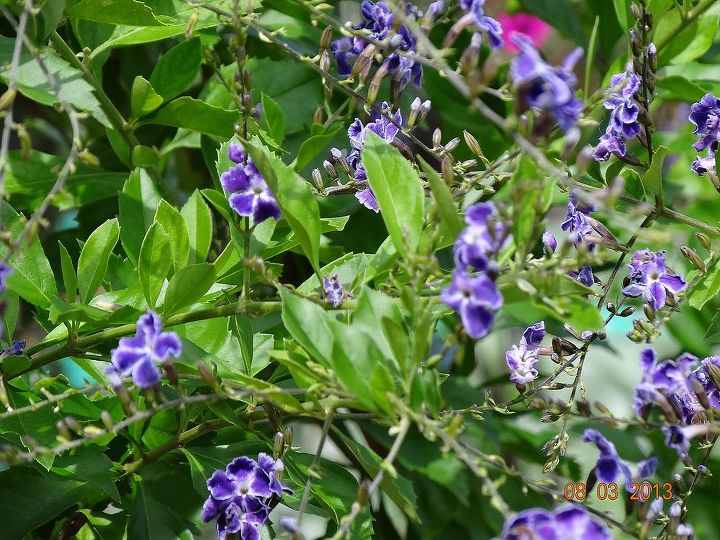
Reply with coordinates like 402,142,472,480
107,311,181,388
498,504,611,540
344,102,404,212
322,275,352,308
441,270,503,339
221,143,281,224
621,249,687,311
505,321,545,385
633,348,700,422
593,66,642,161
202,453,291,540
453,202,507,271
510,32,583,133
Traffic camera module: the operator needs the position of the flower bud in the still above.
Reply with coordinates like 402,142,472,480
463,130,483,157
312,168,324,190
432,128,442,148
630,3,642,20
323,160,338,179
444,137,460,154
630,30,642,56
101,410,115,433
619,306,636,317
441,156,454,184
185,10,198,38
320,26,332,51
681,245,706,273
647,42,657,72
0,88,16,111
407,97,423,128
273,432,284,457
696,232,711,250
542,231,557,255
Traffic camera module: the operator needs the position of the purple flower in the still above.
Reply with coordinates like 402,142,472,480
633,348,700,422
499,504,611,540
663,424,713,460
331,1,423,90
221,144,281,223
621,249,687,311
453,202,507,271
441,270,502,339
691,154,716,177
561,193,595,248
693,355,720,408
0,340,26,357
107,311,181,388
542,231,557,254
593,67,642,161
505,321,545,385
323,275,352,307
458,0,503,49
0,262,11,292
202,453,291,540
510,32,583,133
568,266,594,287
583,429,637,489
345,103,403,212
689,93,720,152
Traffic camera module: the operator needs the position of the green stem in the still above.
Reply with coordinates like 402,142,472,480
655,0,717,51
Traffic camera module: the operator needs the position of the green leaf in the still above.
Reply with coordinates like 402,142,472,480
0,467,93,540
52,448,120,501
261,92,286,145
642,145,669,197
181,190,213,264
130,76,163,118
65,0,164,26
139,222,171,309
0,36,109,126
141,97,236,138
656,76,707,101
245,139,321,271
585,16,600,95
131,145,159,169
419,157,464,242
149,37,202,101
58,242,77,304
613,0,630,29
621,168,646,201
280,289,334,365
119,168,161,265
362,131,425,258
690,265,720,310
0,200,58,309
162,263,216,315
155,200,190,273
48,299,111,324
518,0,585,44
293,125,343,171
77,218,120,304
127,479,195,540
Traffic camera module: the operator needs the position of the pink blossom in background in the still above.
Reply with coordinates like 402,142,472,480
497,13,552,53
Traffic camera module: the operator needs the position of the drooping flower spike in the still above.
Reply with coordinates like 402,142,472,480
594,66,642,161
221,143,281,223
107,311,182,388
689,93,720,184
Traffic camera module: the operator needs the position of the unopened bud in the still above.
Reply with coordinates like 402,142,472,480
696,232,711,250
323,160,338,179
432,128,442,148
0,87,16,111
463,130,483,157
441,156,453,184
185,10,198,37
101,410,115,433
357,481,370,505
630,30,642,56
320,26,332,51
647,43,657,71
619,306,636,317
197,362,216,386
56,420,72,441
312,168,324,190
681,245,706,273
283,425,293,448
444,137,460,154
630,3,642,20
273,432,284,456
313,106,323,125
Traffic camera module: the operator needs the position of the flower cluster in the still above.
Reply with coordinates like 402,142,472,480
107,311,181,388
621,249,687,312
339,102,404,212
442,202,506,339
446,0,503,50
633,348,720,459
498,504,611,540
583,429,657,489
221,143,281,223
331,1,436,94
561,193,596,249
689,93,720,181
505,321,545,385
594,66,642,161
202,453,291,540
510,32,583,133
